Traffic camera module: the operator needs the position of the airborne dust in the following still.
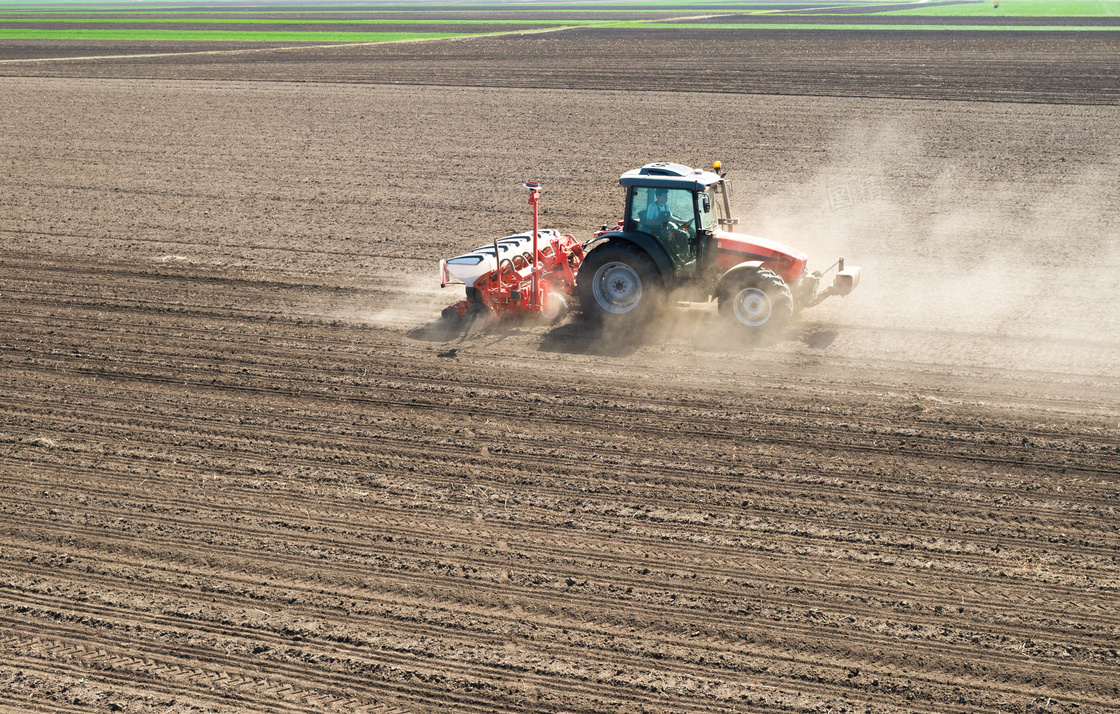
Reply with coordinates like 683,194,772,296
742,119,1120,377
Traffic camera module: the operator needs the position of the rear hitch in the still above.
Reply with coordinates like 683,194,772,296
805,257,861,307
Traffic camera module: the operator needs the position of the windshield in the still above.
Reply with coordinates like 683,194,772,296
631,187,695,235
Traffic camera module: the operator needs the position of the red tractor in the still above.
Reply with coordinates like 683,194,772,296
577,161,860,336
439,163,859,337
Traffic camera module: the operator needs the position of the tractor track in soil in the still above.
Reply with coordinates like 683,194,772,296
7,359,1119,522
4,473,1118,664
4,374,1119,540
1,33,1119,713
2,441,1115,592
3,435,1113,588
4,513,1116,713
6,347,1119,484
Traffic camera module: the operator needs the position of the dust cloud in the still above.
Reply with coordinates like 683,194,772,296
329,268,450,330
736,120,1120,377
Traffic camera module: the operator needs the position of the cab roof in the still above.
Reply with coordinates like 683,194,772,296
619,162,722,191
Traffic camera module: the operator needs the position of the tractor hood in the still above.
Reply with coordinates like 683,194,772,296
714,229,807,283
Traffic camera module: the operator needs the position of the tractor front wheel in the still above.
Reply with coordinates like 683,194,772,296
577,243,661,325
718,267,793,337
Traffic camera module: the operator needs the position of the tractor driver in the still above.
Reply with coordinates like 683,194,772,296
646,188,674,225
645,188,694,241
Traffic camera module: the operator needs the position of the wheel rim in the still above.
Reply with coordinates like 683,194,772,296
592,261,642,314
731,287,772,327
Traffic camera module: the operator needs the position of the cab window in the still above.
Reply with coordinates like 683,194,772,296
630,187,695,236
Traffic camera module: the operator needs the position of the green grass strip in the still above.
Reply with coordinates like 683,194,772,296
0,28,489,41
0,17,593,25
615,21,1120,30
0,8,757,15
881,1,1120,17
2,1,1118,16
0,1,897,13
0,3,756,11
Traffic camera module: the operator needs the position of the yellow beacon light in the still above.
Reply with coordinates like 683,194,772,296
713,161,721,171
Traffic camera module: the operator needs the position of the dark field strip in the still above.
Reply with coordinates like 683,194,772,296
305,28,1119,105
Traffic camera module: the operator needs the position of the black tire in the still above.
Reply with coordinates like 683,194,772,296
576,242,662,325
464,303,494,334
717,267,793,337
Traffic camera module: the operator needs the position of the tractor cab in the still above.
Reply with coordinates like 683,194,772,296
618,162,726,278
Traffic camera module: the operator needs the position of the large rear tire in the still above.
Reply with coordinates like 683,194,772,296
718,267,793,338
577,242,662,325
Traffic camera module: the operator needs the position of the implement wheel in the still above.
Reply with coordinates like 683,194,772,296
464,303,494,334
541,291,569,324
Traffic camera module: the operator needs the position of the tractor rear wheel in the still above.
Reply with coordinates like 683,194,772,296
577,243,661,325
718,267,793,337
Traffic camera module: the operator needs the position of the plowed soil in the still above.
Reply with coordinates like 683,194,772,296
5,30,1120,105
1,28,1119,714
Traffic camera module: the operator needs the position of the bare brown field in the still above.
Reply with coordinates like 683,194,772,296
1,28,1119,714
4,30,1119,105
